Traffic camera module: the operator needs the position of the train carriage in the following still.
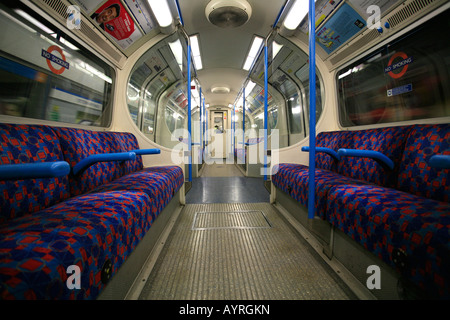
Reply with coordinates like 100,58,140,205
0,0,449,306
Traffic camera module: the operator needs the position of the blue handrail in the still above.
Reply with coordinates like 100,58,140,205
429,155,450,169
72,152,136,176
174,0,184,26
0,161,70,180
338,149,394,170
302,146,340,161
131,149,161,155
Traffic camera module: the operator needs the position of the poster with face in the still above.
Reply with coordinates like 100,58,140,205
90,0,142,50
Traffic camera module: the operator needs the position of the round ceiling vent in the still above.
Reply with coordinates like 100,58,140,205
205,0,252,28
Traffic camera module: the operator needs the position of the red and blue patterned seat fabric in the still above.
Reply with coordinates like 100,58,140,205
0,124,70,223
0,124,183,299
272,124,450,298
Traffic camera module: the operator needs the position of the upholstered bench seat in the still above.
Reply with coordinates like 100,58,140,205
0,123,184,300
272,123,449,299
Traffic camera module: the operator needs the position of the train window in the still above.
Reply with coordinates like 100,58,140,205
268,34,324,146
0,6,114,127
337,10,450,127
245,83,279,135
128,32,192,148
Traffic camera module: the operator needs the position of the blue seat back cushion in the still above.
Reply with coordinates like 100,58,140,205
110,132,144,174
315,131,355,171
0,124,70,223
54,128,124,197
397,124,450,202
337,126,412,188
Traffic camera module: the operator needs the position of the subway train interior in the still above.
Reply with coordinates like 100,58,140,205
0,0,449,306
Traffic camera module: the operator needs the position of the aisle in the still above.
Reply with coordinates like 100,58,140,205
186,163,270,203
137,203,357,300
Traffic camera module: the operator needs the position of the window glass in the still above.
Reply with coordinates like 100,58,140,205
269,34,325,146
0,7,113,127
245,83,279,135
337,10,450,127
127,32,192,148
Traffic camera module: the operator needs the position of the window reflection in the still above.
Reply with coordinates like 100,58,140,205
337,11,450,127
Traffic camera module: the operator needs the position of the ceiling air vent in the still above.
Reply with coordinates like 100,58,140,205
205,0,252,28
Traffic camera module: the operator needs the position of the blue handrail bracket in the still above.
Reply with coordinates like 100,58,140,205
72,152,136,176
429,155,450,169
131,149,161,155
338,149,394,170
302,146,340,161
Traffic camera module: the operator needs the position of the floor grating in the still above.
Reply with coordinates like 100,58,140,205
192,210,272,230
137,203,358,300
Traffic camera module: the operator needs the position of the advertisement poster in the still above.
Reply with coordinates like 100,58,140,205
315,3,366,54
90,0,143,50
122,0,157,34
300,0,343,33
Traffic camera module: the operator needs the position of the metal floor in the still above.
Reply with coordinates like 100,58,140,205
186,164,270,203
136,202,358,300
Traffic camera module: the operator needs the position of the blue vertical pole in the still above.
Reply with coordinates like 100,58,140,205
308,0,316,220
203,96,206,150
199,87,203,163
187,43,192,182
232,104,235,159
263,42,268,181
205,108,208,157
242,88,246,156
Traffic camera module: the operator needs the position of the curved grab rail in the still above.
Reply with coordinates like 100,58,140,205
130,149,161,156
338,149,394,170
0,161,70,180
301,146,340,161
72,152,136,176
429,155,450,169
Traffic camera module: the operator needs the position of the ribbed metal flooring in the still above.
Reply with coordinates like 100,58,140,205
137,203,357,300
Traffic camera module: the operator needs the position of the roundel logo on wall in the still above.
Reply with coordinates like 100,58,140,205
384,52,413,79
41,45,70,75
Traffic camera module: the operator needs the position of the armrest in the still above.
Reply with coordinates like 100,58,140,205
72,152,136,176
0,161,70,180
130,149,161,156
338,149,394,170
429,155,450,169
301,146,340,161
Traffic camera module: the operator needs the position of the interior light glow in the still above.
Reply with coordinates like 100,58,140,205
190,35,203,70
169,39,183,71
283,0,315,31
272,41,283,59
147,0,173,28
245,80,256,95
292,106,301,114
243,36,263,71
15,9,54,34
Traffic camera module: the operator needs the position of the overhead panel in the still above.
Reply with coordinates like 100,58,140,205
69,0,162,55
294,0,446,70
